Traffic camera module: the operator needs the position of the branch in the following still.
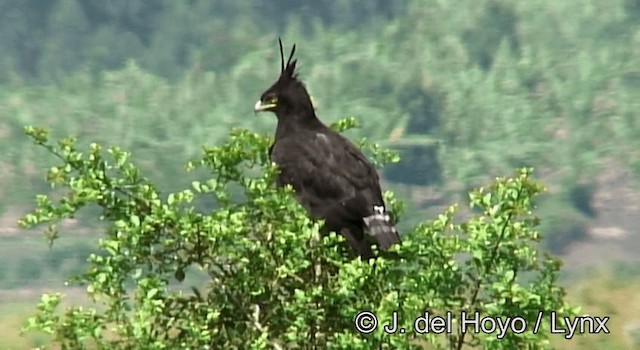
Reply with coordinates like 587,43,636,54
455,187,521,350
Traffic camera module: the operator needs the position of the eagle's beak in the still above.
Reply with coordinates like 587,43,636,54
254,100,276,114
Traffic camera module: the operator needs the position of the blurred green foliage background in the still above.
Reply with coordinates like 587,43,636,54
0,0,640,347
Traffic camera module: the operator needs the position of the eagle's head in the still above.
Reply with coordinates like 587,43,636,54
254,39,315,119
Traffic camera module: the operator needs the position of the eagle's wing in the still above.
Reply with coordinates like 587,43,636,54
271,131,379,213
271,130,399,253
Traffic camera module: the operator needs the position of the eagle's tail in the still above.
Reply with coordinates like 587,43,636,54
363,206,401,251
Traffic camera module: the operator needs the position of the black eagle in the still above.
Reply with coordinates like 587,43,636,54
254,39,401,259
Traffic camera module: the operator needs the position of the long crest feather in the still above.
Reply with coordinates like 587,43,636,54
279,38,285,74
277,38,298,79
287,43,296,69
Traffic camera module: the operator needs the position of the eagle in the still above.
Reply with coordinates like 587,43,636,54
253,39,401,259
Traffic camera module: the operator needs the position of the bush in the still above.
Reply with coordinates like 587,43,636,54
20,121,579,349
